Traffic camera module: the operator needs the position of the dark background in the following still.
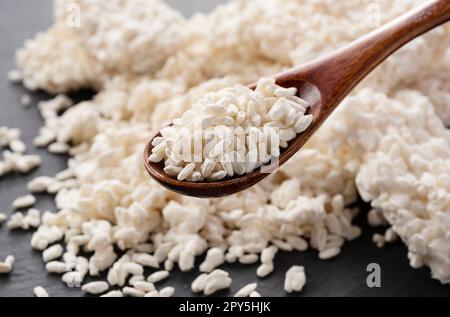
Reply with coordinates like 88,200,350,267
0,0,449,297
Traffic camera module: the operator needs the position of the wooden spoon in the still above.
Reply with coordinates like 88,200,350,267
144,0,450,198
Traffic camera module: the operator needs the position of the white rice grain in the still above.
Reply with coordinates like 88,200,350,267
284,266,306,293
81,281,109,295
42,244,63,262
234,283,257,297
33,286,49,297
12,195,36,209
147,270,169,284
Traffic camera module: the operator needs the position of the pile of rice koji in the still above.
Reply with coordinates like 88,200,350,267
2,0,449,296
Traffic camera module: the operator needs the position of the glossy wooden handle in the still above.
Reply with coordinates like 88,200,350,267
290,0,450,114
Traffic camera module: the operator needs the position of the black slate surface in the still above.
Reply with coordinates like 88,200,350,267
0,0,449,297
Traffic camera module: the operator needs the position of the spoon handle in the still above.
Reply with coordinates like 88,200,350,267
282,0,450,115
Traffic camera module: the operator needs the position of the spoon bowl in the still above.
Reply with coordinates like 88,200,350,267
144,80,322,198
144,0,450,198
